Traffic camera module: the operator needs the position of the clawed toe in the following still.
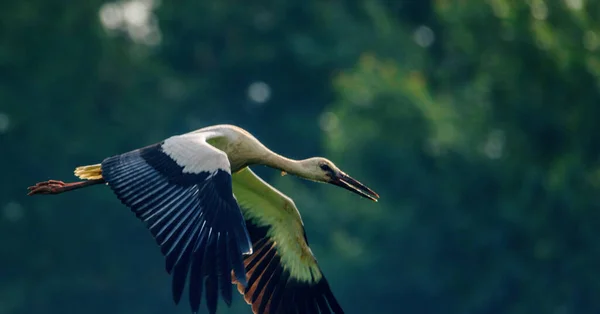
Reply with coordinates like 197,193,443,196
27,180,66,195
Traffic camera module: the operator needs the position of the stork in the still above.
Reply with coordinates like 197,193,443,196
27,124,379,314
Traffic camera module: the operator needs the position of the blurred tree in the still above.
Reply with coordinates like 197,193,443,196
320,1,600,313
2,0,600,313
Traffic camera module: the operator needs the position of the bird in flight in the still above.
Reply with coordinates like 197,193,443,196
28,124,379,314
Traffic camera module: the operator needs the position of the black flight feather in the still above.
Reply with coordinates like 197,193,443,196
204,230,218,314
217,231,233,305
101,142,252,314
267,268,290,313
235,216,345,314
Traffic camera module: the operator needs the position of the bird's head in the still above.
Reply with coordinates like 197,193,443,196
296,157,380,202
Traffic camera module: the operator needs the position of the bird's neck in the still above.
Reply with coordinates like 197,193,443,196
261,151,308,178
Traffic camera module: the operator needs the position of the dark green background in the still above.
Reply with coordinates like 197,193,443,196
2,1,599,313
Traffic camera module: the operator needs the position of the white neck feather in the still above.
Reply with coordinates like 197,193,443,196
261,152,307,177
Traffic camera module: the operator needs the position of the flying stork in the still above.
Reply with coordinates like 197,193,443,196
27,124,379,314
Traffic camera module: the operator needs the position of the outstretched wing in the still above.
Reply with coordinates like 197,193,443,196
100,132,252,314
231,167,344,314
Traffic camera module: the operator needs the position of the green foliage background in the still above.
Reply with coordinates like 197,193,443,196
2,1,599,313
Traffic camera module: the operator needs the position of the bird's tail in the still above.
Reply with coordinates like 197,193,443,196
74,163,103,180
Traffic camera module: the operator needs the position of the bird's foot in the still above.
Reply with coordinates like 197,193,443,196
27,179,105,196
27,180,68,195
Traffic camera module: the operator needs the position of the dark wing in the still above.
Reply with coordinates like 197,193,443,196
100,132,252,314
231,167,344,314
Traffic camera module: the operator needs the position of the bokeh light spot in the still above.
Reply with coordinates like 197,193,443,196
584,31,598,51
98,0,161,46
247,81,271,104
122,0,150,27
565,0,583,10
483,129,505,159
99,3,124,30
530,1,548,20
413,26,435,48
319,112,340,133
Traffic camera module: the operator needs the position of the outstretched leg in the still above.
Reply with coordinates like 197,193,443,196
28,179,105,196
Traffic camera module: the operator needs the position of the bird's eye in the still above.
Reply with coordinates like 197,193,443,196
320,164,331,172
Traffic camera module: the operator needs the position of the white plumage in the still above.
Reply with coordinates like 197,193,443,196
162,132,231,174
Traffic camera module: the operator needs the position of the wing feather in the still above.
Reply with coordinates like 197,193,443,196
217,231,233,305
101,132,252,314
204,231,218,314
231,167,344,314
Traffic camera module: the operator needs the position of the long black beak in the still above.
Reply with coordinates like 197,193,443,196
330,172,380,202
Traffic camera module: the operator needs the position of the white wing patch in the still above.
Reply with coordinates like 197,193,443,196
162,132,231,174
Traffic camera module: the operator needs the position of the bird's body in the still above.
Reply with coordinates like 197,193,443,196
191,124,264,172
28,124,379,314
